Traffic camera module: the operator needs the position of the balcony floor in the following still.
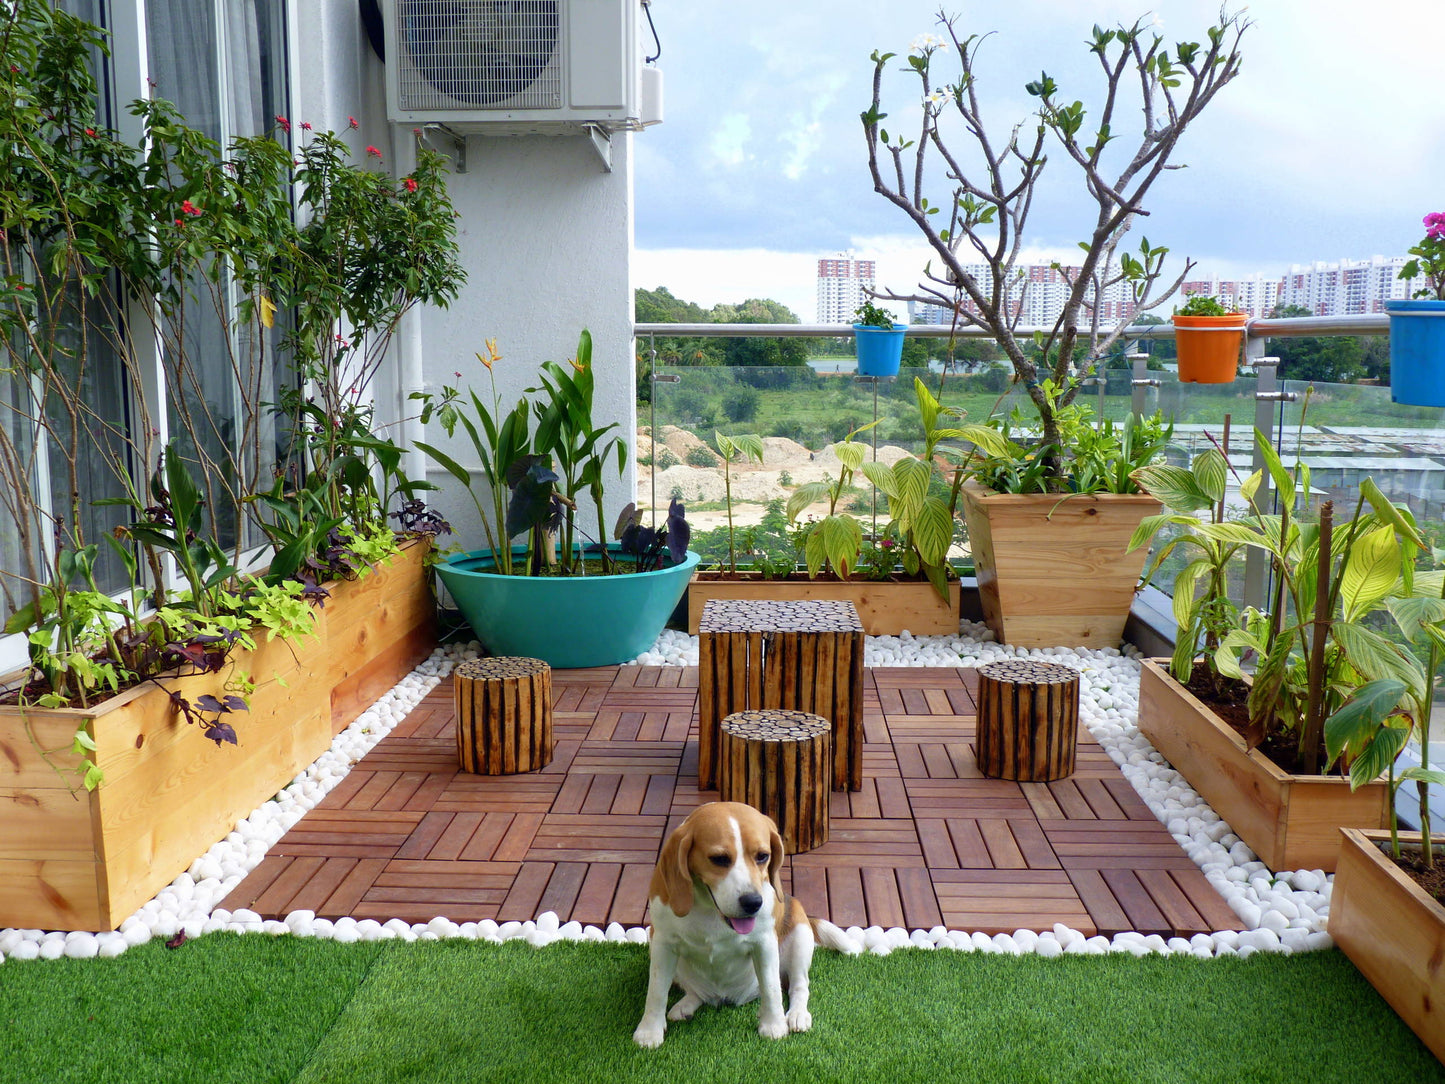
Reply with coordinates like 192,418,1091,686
221,665,1239,937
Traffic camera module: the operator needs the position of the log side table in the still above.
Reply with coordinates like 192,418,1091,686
453,656,553,774
718,709,831,854
974,657,1080,781
697,598,864,792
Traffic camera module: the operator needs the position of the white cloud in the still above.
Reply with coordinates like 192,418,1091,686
707,113,751,168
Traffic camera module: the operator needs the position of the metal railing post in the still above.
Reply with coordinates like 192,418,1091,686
1129,353,1157,420
1242,345,1296,614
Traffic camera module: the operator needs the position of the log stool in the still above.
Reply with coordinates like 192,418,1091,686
453,656,553,774
975,658,1080,781
718,709,831,854
698,598,864,792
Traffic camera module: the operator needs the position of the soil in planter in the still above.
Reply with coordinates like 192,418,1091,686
1180,668,1336,778
1387,844,1445,906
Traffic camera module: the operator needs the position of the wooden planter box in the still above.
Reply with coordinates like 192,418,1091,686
959,484,1159,648
686,572,961,636
1330,829,1445,1063
1137,658,1388,872
0,539,435,932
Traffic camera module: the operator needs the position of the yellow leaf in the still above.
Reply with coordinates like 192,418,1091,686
258,294,276,329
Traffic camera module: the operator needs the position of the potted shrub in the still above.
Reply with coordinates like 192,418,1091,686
421,331,699,668
852,299,906,377
861,13,1248,647
1171,294,1246,384
1129,431,1429,871
1386,211,1445,407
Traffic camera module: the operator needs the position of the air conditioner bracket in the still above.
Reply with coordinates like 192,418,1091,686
584,124,613,173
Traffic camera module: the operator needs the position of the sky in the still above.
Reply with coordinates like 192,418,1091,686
631,0,1445,322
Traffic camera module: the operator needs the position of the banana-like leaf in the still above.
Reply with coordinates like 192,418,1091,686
1254,427,1297,509
716,431,764,464
1384,596,1445,644
786,481,833,522
914,376,939,433
1131,464,1210,512
1240,468,1262,507
890,458,933,520
1349,725,1409,791
1362,476,1426,549
835,440,867,472
1193,448,1228,504
861,461,898,497
1171,559,1208,629
1194,521,1266,547
911,496,954,566
1400,766,1445,788
1325,678,1407,764
1126,512,1173,554
805,514,862,579
1340,524,1401,623
1332,620,1425,692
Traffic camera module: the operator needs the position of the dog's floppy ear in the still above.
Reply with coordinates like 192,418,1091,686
768,825,785,897
659,822,696,916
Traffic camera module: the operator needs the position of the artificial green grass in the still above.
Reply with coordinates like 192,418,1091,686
1,934,1441,1084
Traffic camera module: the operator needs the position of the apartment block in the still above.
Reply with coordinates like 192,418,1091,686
816,253,877,324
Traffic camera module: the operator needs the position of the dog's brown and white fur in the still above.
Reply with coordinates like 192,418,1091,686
633,801,858,1048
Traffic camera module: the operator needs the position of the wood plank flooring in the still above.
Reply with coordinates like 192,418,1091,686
222,665,1239,937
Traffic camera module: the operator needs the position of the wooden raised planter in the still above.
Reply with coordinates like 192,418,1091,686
960,483,1159,648
1330,829,1445,1063
687,571,960,636
0,539,435,932
1137,658,1388,872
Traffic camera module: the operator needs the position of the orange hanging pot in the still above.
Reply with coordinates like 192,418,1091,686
1171,313,1247,383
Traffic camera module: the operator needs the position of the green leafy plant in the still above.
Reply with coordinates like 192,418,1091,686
1175,294,1238,317
852,300,898,329
713,432,765,573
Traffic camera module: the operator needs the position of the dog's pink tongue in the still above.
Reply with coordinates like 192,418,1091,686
727,916,756,935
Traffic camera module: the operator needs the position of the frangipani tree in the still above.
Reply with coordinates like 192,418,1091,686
862,10,1248,489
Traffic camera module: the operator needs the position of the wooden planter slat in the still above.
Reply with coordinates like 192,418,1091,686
697,599,864,791
975,659,1079,781
1137,658,1388,872
0,539,435,932
1330,829,1445,1063
688,576,961,636
718,709,830,854
455,657,553,775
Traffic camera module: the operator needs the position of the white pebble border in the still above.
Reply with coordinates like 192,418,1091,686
0,624,1332,965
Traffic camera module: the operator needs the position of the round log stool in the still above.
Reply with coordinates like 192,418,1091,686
975,658,1080,781
717,709,830,854
454,657,553,775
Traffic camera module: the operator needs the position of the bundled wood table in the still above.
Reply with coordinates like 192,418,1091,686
697,598,864,792
453,656,553,774
974,657,1080,781
718,709,831,854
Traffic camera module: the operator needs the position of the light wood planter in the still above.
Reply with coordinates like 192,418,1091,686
959,483,1159,648
1137,659,1388,872
687,573,960,637
0,539,435,932
1330,829,1445,1064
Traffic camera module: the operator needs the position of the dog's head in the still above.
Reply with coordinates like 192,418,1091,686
655,802,785,934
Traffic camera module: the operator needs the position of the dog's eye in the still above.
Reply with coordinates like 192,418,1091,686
755,852,769,865
708,854,731,868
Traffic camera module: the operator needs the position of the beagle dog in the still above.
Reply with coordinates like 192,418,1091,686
632,801,858,1048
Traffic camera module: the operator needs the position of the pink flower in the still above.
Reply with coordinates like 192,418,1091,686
1426,212,1445,241
301,121,312,131
366,145,382,159
274,114,291,133
180,200,201,216
403,177,418,193
348,116,359,129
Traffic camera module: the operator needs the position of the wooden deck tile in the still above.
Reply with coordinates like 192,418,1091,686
219,663,1235,937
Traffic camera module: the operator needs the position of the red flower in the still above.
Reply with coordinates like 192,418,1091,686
403,177,418,193
274,114,291,133
83,128,95,137
301,121,312,131
348,116,359,129
180,200,201,216
174,219,184,227
366,145,382,159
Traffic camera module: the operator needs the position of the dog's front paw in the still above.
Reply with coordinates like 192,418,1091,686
786,1007,813,1033
667,992,702,1021
758,1015,789,1040
633,1020,666,1049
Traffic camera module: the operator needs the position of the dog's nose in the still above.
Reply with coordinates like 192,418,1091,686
738,893,763,915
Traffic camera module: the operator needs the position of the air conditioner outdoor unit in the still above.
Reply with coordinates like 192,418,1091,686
381,0,658,134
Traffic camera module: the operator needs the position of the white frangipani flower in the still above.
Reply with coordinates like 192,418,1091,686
923,89,948,110
909,32,950,55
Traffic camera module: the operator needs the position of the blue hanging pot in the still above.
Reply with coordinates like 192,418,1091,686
1386,299,1445,407
853,323,906,377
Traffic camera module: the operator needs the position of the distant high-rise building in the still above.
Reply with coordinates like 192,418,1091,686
816,253,876,324
1277,256,1414,316
1179,274,1280,318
